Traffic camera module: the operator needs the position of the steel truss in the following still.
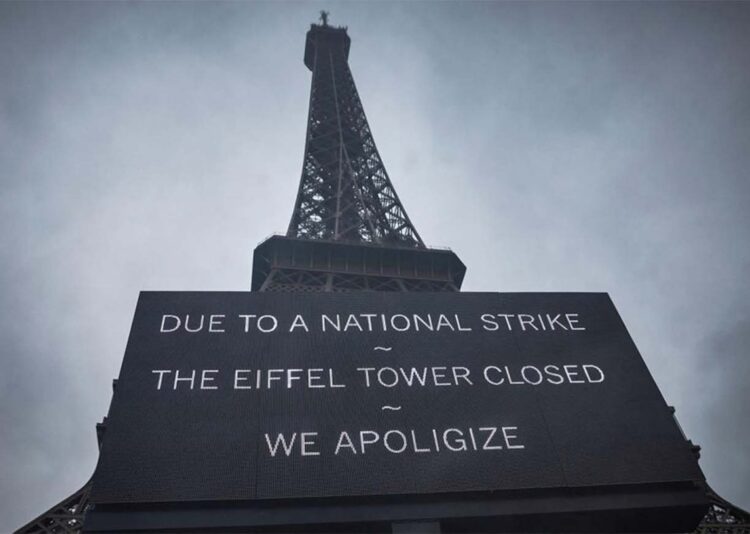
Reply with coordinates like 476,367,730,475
694,487,750,534
15,482,90,534
261,268,456,292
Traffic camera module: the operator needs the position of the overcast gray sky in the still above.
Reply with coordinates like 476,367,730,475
1,0,749,529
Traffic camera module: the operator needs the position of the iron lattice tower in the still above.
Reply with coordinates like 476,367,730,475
14,14,749,534
288,23,423,247
251,17,465,293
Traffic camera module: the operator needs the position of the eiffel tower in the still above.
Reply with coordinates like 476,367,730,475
251,13,464,294
15,12,748,534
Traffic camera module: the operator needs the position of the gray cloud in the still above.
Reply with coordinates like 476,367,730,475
1,1,748,528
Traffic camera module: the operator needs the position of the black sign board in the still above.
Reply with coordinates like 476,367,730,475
91,291,704,507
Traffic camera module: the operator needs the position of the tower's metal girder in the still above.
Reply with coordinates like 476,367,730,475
694,487,750,534
14,483,90,534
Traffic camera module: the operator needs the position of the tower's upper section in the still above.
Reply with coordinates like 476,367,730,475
287,15,425,248
253,16,466,292
304,23,350,71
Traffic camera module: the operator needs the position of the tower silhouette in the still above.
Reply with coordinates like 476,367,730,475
251,16,465,294
15,15,748,534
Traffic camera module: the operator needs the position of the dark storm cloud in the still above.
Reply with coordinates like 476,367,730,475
1,1,748,528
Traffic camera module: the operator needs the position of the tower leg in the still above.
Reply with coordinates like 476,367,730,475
15,481,91,534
